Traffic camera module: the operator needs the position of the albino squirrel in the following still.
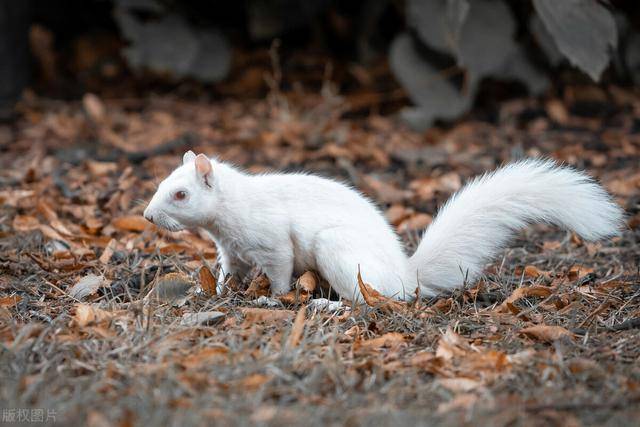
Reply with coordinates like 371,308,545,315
144,151,624,301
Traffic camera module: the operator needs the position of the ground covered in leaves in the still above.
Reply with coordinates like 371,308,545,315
1,85,640,426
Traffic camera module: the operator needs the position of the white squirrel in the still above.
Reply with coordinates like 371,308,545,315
144,151,624,301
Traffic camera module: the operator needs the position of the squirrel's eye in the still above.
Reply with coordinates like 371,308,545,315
174,190,187,201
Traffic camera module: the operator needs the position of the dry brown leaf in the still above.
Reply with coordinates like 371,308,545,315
277,290,311,305
357,268,407,312
240,307,295,323
84,217,104,234
363,175,411,203
355,332,406,350
285,307,306,348
546,99,569,124
198,265,217,296
73,304,113,327
0,189,34,207
519,325,574,342
567,358,602,375
397,213,432,232
523,265,544,278
12,215,40,231
436,328,471,360
83,93,106,122
87,160,117,177
236,373,272,390
542,240,562,251
0,295,22,308
69,274,108,300
296,271,317,292
496,286,553,313
245,273,271,298
410,173,462,201
568,265,595,281
180,347,229,369
385,204,413,226
99,239,117,264
112,215,150,232
36,200,58,223
437,393,479,414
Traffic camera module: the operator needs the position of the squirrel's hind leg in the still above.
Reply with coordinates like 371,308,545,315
314,229,364,301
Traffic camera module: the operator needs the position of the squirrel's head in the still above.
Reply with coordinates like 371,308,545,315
143,151,217,231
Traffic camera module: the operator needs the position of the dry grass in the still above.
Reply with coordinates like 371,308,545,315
1,90,639,426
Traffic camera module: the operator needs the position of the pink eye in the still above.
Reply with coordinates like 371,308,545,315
174,191,187,200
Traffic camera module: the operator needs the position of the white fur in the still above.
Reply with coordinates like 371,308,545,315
144,156,624,301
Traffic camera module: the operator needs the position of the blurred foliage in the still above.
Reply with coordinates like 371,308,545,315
4,0,640,126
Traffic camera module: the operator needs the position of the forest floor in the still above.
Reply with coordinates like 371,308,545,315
1,83,639,426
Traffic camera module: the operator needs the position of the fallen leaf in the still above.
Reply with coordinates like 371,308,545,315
296,271,317,292
385,204,413,226
245,273,270,298
99,239,117,264
496,286,553,313
542,240,562,251
0,189,34,206
546,99,569,124
68,274,108,300
277,290,311,305
112,215,150,232
180,346,229,369
73,304,113,327
12,215,40,231
437,393,479,414
84,217,104,234
0,295,22,308
567,265,595,281
357,268,407,312
523,265,544,278
285,306,306,348
87,160,117,177
83,93,106,122
363,175,411,203
250,406,278,424
397,213,432,232
436,328,471,360
198,265,217,296
355,332,406,350
236,373,271,390
519,325,574,342
180,311,225,327
240,307,295,323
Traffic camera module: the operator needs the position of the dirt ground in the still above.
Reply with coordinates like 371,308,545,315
1,84,639,426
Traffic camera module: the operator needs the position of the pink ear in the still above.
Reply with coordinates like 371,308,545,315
194,154,213,187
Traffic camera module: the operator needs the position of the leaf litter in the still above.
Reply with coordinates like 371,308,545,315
0,83,639,426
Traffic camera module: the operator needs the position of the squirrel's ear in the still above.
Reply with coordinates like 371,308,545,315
194,154,213,188
183,150,196,165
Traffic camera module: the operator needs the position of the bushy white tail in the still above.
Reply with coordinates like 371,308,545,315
408,159,625,294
